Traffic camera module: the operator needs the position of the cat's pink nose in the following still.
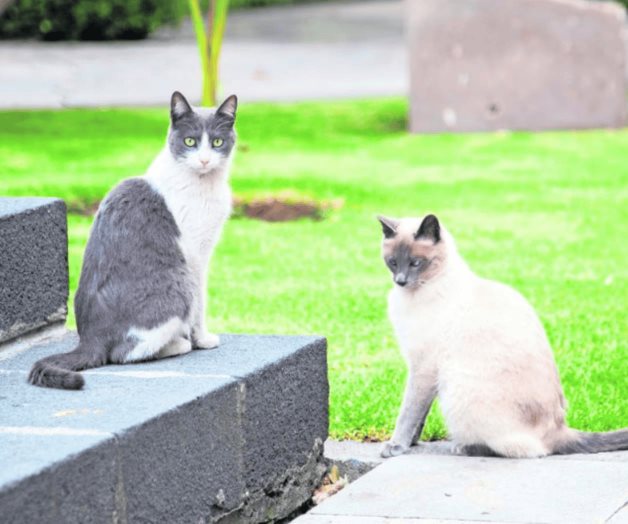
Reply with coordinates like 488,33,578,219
200,160,209,166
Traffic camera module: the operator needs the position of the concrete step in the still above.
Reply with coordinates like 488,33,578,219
300,444,628,524
0,197,68,343
0,330,328,523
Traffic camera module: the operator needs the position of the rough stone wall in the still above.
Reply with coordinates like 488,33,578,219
0,198,68,343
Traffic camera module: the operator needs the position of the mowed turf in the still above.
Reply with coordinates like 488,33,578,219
0,99,626,440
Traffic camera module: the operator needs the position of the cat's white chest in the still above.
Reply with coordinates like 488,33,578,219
173,189,230,258
144,153,232,269
166,185,231,269
388,286,456,359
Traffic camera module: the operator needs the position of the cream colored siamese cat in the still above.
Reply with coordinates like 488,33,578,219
378,214,627,458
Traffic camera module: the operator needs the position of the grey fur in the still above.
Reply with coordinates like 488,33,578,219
415,214,440,242
28,178,193,390
377,215,399,239
385,242,431,288
554,429,628,454
168,92,237,161
459,444,500,457
517,400,547,426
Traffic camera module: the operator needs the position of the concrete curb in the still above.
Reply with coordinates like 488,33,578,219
0,198,68,344
0,332,329,523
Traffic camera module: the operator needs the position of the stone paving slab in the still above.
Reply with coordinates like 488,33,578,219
323,439,456,482
608,505,628,524
302,453,628,524
0,330,328,523
0,331,323,482
2,329,319,378
296,517,500,523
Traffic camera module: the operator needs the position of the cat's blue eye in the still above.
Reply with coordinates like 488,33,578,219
410,260,421,267
184,137,196,147
389,259,397,267
212,138,224,148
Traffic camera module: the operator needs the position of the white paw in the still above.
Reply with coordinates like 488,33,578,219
159,337,192,358
380,441,409,458
193,332,220,350
453,443,465,456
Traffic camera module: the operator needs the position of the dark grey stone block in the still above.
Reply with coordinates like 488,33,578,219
0,331,329,523
236,338,328,522
118,382,245,524
0,438,119,524
0,198,68,343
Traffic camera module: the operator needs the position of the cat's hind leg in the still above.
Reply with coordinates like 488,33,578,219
455,443,499,457
158,337,192,359
483,433,549,458
122,317,188,363
192,331,220,350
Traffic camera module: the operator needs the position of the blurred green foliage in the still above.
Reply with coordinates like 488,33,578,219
0,0,187,40
0,0,322,40
2,0,627,40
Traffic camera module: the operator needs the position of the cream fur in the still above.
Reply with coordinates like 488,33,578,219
382,218,568,458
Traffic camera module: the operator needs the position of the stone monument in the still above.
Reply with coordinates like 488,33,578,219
405,0,628,133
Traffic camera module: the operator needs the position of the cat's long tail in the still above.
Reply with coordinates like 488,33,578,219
552,428,628,454
28,342,106,390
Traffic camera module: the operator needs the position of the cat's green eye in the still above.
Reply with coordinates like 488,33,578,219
184,137,196,147
212,138,224,148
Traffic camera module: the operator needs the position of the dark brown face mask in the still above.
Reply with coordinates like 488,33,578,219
378,214,443,289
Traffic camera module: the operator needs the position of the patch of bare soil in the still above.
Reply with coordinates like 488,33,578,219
68,194,340,223
233,194,341,222
234,196,326,222
67,200,100,216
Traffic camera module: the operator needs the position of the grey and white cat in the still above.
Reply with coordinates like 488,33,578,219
378,213,628,458
29,91,237,390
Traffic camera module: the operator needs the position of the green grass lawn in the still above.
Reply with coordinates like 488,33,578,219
1,99,626,440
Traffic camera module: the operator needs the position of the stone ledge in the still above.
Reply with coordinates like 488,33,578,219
0,332,329,523
307,440,628,524
0,198,68,344
300,450,628,524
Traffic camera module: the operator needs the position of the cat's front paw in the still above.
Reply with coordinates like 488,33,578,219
380,440,409,458
192,332,220,350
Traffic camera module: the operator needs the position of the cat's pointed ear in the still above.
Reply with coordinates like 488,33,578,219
171,91,193,122
217,95,238,121
377,215,399,239
415,214,441,243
